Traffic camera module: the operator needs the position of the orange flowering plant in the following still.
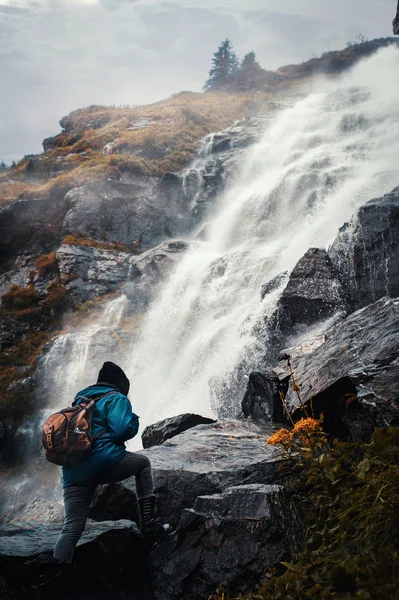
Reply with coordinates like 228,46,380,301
211,358,399,599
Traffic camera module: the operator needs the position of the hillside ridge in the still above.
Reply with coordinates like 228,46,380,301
0,37,397,209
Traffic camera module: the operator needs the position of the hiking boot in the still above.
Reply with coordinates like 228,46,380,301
138,495,172,544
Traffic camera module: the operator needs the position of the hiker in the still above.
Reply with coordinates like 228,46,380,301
53,361,168,563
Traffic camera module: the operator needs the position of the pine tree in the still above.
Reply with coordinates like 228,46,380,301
240,51,260,70
233,50,265,91
203,39,239,91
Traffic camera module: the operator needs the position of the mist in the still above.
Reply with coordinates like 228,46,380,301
0,0,395,163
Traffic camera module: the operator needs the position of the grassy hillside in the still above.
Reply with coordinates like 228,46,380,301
0,92,269,207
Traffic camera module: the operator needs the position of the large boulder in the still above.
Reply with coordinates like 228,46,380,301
330,187,399,311
273,297,399,438
150,484,286,600
91,420,282,527
142,413,216,448
0,520,148,600
273,248,346,335
2,498,63,524
57,243,132,302
62,180,189,249
57,239,189,306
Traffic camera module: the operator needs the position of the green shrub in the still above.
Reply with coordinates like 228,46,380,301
212,424,399,600
212,357,399,600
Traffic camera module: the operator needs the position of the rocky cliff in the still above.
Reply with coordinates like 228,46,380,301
394,1,399,35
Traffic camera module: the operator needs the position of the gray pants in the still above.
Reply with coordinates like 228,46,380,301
54,452,153,563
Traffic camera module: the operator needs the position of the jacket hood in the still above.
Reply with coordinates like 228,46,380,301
97,361,130,396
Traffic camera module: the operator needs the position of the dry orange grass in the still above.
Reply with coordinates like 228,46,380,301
0,91,272,206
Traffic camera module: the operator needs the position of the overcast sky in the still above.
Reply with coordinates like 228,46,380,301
0,0,395,163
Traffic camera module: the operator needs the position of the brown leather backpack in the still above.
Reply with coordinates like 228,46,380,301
42,391,114,466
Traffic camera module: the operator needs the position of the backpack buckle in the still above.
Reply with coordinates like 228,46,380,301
46,426,54,450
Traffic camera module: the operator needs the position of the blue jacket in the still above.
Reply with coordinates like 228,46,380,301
62,384,139,488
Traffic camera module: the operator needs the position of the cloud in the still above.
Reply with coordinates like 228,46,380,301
0,4,29,13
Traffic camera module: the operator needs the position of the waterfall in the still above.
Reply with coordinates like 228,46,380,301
3,45,399,524
123,46,399,430
21,45,399,448
40,295,128,408
0,296,128,520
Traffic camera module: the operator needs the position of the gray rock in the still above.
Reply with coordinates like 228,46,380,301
330,187,399,311
57,243,132,302
56,238,188,305
274,248,346,335
211,134,231,153
273,297,399,437
0,519,139,558
89,483,139,523
0,256,36,297
394,1,399,34
91,420,282,527
150,484,286,600
242,371,287,423
142,413,216,448
184,117,265,223
159,172,183,201
125,240,189,311
261,271,288,300
62,180,189,249
2,498,64,524
0,197,70,266
0,520,148,599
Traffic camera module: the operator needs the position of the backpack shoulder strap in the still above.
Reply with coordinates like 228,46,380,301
94,390,116,402
72,390,116,407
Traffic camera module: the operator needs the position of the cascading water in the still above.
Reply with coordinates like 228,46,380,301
40,295,128,408
0,296,128,520
2,46,399,519
12,45,399,461
124,46,399,429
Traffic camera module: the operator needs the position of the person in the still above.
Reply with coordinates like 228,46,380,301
54,361,168,563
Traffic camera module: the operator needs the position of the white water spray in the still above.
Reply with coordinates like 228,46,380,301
124,47,399,428
0,296,128,520
41,295,128,408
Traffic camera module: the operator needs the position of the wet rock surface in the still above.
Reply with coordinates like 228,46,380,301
185,116,266,223
91,420,282,527
0,422,287,600
0,197,70,266
3,498,64,524
56,239,189,305
273,248,346,335
125,239,189,311
62,180,190,250
150,484,286,600
273,297,399,436
57,244,132,302
242,371,287,423
0,520,149,600
330,187,399,312
142,413,216,448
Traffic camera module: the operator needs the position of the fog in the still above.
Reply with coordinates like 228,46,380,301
0,0,394,162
